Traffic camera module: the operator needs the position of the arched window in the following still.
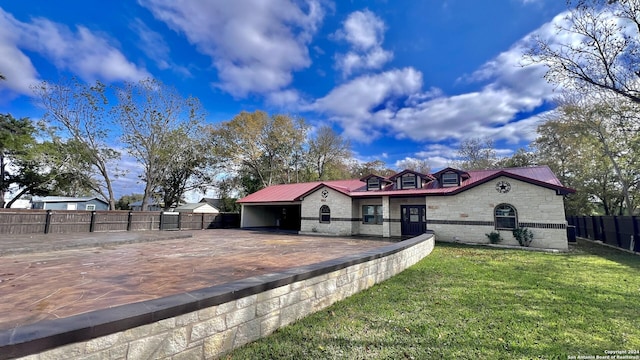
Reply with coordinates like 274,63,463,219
319,205,331,223
494,204,517,230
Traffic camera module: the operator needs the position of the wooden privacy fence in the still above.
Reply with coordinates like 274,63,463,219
0,209,240,235
567,215,640,253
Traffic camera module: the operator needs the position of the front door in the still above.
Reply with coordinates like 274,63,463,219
401,205,426,236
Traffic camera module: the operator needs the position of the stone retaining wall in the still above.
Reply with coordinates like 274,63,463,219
3,233,435,360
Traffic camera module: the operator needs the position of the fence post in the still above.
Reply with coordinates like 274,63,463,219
633,216,639,252
127,211,133,231
44,210,52,234
159,211,165,231
613,216,621,247
201,213,205,230
89,211,96,232
178,212,182,231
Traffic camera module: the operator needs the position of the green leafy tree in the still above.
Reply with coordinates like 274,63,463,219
535,95,640,215
1,114,94,207
216,178,241,213
157,127,215,209
496,148,538,168
115,193,144,210
209,111,308,193
1,114,37,207
558,95,640,215
32,78,120,209
536,118,601,215
113,78,207,211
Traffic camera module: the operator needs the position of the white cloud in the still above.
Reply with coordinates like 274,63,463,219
266,89,302,107
131,18,192,77
310,67,422,140
333,9,393,77
0,8,149,97
139,0,325,97
131,18,170,70
311,11,579,145
335,9,385,51
414,144,458,170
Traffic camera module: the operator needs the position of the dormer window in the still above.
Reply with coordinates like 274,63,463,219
442,172,459,187
401,174,417,189
367,177,381,191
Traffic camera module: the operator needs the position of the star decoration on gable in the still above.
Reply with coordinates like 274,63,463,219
495,181,511,194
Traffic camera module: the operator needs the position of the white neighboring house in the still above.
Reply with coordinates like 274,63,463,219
174,203,220,213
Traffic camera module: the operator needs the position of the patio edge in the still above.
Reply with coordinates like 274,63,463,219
1,233,435,360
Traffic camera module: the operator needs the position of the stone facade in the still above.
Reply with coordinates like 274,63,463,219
296,177,567,250
426,176,568,250
12,234,435,360
300,186,354,236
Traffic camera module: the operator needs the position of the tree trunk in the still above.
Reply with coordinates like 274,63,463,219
597,129,635,216
5,187,29,208
0,155,5,209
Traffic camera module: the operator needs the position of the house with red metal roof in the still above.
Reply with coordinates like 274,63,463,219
237,165,575,250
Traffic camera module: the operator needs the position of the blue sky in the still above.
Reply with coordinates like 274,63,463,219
0,0,572,197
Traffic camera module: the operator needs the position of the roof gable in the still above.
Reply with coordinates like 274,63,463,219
237,179,365,203
388,169,434,181
359,174,392,183
432,167,470,180
175,203,218,211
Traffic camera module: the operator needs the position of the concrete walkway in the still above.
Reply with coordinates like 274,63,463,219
0,229,394,331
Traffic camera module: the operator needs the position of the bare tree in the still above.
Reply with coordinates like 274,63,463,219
113,78,206,211
395,158,431,174
456,137,497,170
524,0,640,103
308,126,352,180
32,78,120,209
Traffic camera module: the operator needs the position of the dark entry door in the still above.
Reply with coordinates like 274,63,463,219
401,205,426,236
279,205,301,231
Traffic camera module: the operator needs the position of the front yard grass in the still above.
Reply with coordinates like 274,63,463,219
228,239,640,359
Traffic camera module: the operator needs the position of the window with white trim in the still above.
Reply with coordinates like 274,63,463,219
441,173,459,187
401,174,417,189
320,205,331,223
367,178,380,190
494,204,517,230
362,205,383,224
86,204,96,211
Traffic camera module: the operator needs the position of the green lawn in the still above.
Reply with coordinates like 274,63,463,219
228,239,640,359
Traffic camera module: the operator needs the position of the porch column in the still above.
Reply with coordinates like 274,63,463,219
240,204,246,228
382,196,390,237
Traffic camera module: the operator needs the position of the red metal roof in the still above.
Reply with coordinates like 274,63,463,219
237,179,365,203
237,166,574,203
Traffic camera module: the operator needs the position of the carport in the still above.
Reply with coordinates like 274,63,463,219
240,202,301,231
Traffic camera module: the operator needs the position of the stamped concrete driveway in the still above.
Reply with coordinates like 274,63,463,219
0,229,394,330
